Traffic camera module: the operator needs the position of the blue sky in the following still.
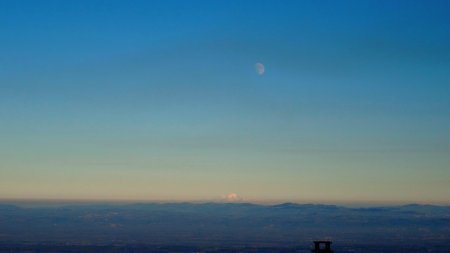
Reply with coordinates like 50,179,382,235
1,0,449,203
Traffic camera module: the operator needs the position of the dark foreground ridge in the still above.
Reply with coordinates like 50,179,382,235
0,202,449,252
0,241,448,253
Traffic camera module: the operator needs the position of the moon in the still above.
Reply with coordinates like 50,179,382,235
255,62,265,75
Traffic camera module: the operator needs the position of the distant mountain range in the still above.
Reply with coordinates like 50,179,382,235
0,202,449,252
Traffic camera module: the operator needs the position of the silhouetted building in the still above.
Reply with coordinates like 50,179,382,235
312,240,333,253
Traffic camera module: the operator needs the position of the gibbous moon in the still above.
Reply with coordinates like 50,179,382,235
255,62,265,75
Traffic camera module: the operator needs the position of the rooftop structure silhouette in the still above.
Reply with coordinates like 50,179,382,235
312,240,333,253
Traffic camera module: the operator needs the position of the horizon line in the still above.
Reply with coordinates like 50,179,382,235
1,197,449,207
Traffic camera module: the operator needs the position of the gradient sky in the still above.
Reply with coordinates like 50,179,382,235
1,0,449,204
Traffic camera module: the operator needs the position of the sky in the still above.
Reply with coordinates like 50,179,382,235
1,0,449,204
